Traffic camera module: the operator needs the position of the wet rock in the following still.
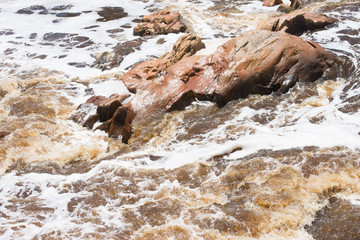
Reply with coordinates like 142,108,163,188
84,25,100,30
263,0,283,7
83,114,100,129
43,32,69,41
72,94,131,133
39,10,50,15
56,12,81,17
0,29,14,36
119,30,333,142
133,10,187,36
67,62,88,68
257,11,338,36
52,5,72,11
30,5,46,11
75,30,335,142
305,197,360,240
92,38,144,70
0,131,11,139
96,7,128,22
16,8,34,15
97,94,128,122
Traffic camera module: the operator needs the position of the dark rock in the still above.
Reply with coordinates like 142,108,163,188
97,94,124,122
16,8,34,14
56,12,81,17
83,114,100,129
30,5,46,10
52,5,73,11
305,197,360,240
257,11,338,36
39,10,50,15
0,29,14,36
133,10,187,36
67,62,88,68
84,25,100,30
43,32,69,41
96,7,128,22
0,131,11,139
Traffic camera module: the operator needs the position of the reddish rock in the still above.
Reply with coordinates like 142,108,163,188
263,0,283,7
0,131,11,139
74,30,335,143
257,11,338,35
97,93,130,122
83,114,100,129
116,30,335,142
133,10,187,36
85,95,108,106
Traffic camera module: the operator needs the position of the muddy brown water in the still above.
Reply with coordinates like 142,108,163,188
1,0,360,239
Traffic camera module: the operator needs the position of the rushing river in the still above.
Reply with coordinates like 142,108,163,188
1,0,360,239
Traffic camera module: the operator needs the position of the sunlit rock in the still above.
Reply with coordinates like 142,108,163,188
133,10,187,36
258,11,338,36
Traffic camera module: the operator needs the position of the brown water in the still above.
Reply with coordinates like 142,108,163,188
1,0,360,239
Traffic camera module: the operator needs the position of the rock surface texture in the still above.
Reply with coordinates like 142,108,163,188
117,31,335,141
75,30,335,142
133,10,187,36
258,11,338,35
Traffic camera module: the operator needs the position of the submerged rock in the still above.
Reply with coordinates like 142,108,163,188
258,11,338,36
96,7,128,22
133,10,187,36
305,197,360,240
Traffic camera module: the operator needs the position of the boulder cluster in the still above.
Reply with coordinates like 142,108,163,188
73,1,338,143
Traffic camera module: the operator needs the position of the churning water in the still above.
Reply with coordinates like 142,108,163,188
0,0,360,239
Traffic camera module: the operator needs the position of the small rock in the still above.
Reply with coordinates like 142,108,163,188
56,12,81,17
257,11,338,36
16,8,34,14
133,10,187,36
0,131,11,139
52,5,73,11
96,7,128,22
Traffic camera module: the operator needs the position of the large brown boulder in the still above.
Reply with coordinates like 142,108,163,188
115,30,335,142
258,11,338,35
74,31,335,143
133,10,187,36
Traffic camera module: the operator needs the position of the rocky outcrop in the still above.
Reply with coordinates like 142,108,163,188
118,30,334,141
75,30,335,143
133,10,187,36
257,11,338,35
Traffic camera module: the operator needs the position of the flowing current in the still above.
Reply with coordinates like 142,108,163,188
1,0,360,239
